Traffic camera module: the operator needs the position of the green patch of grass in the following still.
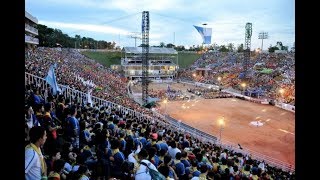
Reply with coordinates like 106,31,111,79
81,51,200,69
81,51,121,68
176,52,201,69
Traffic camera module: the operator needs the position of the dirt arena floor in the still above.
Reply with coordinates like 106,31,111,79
132,82,295,166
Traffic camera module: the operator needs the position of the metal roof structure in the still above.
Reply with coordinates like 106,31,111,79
122,47,177,54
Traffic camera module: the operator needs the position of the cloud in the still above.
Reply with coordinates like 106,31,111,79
39,20,130,35
28,0,294,49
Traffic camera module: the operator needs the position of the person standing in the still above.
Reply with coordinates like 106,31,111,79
25,126,48,180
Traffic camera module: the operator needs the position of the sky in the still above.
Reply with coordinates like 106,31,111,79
26,0,295,50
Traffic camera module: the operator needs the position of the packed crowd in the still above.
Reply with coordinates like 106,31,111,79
187,88,232,99
178,52,295,105
25,47,295,179
25,47,155,115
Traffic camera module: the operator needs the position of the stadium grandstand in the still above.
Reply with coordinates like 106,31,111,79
25,11,39,48
115,47,179,81
24,11,295,180
25,46,295,179
178,51,295,106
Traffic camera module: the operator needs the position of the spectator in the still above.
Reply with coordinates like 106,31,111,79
48,159,66,180
25,126,48,180
135,149,158,180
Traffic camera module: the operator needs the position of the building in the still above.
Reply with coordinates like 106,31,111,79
274,50,287,54
25,11,39,48
114,47,179,80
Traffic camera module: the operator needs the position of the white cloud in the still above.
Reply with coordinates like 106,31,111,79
39,20,131,35
28,0,294,49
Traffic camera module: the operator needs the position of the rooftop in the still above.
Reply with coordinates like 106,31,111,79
122,47,178,55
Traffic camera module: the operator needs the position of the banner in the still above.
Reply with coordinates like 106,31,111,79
45,63,61,95
193,25,212,44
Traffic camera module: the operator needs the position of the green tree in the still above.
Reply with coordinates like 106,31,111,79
237,44,244,52
291,42,295,52
219,45,228,52
166,43,175,48
268,44,279,52
159,42,165,47
227,43,235,52
174,45,185,51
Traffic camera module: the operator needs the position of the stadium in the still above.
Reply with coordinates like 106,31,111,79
25,7,295,180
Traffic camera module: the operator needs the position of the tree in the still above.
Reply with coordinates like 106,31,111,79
275,41,288,51
219,45,228,52
227,43,235,52
291,42,295,52
37,23,116,49
237,44,244,53
282,46,288,51
276,41,283,49
268,44,279,53
159,42,165,47
138,44,149,47
174,45,185,51
166,43,175,48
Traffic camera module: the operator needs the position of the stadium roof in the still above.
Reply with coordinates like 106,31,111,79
122,47,177,54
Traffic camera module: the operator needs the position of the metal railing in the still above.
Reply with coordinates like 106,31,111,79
25,72,294,172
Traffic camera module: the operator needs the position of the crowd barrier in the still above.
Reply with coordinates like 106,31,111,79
25,72,294,172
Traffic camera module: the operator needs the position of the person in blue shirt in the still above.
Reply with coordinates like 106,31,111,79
109,138,125,179
65,105,80,149
174,152,187,179
180,151,191,176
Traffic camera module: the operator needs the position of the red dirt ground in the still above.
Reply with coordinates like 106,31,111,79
160,98,295,166
132,82,295,166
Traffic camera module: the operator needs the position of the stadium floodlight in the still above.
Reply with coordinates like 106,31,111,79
258,32,268,51
279,88,285,95
218,116,225,144
241,83,246,95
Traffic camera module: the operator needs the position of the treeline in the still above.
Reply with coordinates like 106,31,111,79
148,42,245,53
36,24,293,53
36,24,117,49
150,41,293,53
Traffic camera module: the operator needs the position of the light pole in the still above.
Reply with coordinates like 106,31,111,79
217,76,222,88
241,83,246,95
218,116,225,145
163,99,168,116
258,32,268,51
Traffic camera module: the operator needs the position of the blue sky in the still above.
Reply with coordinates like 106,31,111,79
26,0,295,50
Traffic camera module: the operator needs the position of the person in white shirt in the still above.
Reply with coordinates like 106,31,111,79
25,126,47,180
168,140,181,160
135,149,158,180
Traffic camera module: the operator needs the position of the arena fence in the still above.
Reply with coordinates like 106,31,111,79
179,80,295,113
25,72,294,172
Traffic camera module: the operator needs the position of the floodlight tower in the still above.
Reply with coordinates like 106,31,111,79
258,31,268,51
141,11,150,105
243,22,252,79
129,32,142,47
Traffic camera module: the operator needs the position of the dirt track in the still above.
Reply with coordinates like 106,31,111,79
132,82,295,166
160,98,295,166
